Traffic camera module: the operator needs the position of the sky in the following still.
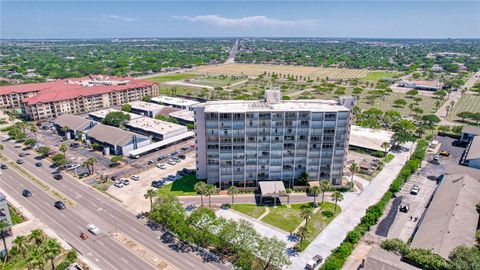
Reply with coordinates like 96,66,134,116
1,1,479,39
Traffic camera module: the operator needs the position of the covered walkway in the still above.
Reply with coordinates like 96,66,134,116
128,131,194,157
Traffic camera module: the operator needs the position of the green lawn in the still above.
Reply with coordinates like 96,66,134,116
8,204,26,225
262,204,307,232
146,73,199,83
158,174,198,196
446,93,480,124
361,71,398,81
232,204,266,218
386,153,395,163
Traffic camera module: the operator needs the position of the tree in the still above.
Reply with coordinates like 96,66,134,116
155,114,179,124
393,131,415,147
393,98,407,108
457,111,473,122
12,235,29,259
144,189,157,212
381,142,390,161
52,153,67,168
102,111,130,127
434,90,448,100
297,172,309,185
332,191,344,215
297,225,310,248
27,248,46,270
205,184,216,208
194,182,207,207
142,95,152,102
257,236,290,270
36,146,50,157
24,138,36,146
310,186,321,207
29,229,45,246
29,124,38,140
42,238,61,270
59,143,67,159
406,89,418,97
0,220,10,256
319,180,332,204
300,206,314,226
110,155,124,164
349,162,359,186
0,144,3,157
421,114,441,127
87,157,97,174
121,104,132,112
448,245,480,270
227,186,239,205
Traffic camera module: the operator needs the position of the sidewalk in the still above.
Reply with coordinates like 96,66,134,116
287,143,414,270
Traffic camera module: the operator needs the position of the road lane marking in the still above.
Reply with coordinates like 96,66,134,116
121,257,129,264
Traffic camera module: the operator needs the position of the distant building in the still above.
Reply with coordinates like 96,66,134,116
362,246,420,270
194,88,354,188
53,114,96,140
151,95,200,111
169,110,194,125
398,80,442,91
125,116,188,141
88,108,143,122
129,101,165,118
0,75,159,120
411,174,480,258
85,124,150,156
0,192,12,227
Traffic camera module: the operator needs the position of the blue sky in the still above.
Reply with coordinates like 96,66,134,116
1,1,479,39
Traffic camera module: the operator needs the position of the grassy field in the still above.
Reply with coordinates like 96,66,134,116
146,73,199,83
8,204,26,225
296,202,339,251
261,204,306,232
158,174,198,196
447,93,480,123
232,204,266,218
362,71,398,81
197,64,368,80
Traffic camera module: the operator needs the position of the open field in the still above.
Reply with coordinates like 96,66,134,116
446,93,480,123
197,64,369,80
362,71,399,81
145,73,199,83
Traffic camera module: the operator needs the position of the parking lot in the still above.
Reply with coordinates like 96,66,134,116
106,151,196,214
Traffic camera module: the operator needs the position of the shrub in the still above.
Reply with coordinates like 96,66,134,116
381,238,409,256
404,248,449,270
346,230,361,244
371,151,386,158
322,211,334,218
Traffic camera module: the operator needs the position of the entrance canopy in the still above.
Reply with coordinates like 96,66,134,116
258,181,286,197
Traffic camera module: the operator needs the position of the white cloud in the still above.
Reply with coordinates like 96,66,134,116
174,15,319,28
102,14,138,22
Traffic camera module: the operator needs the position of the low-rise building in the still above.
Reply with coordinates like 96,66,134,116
151,95,200,111
460,125,480,143
411,174,480,258
169,110,194,125
88,108,143,122
53,114,96,140
129,101,165,118
398,80,442,91
0,192,12,227
349,125,394,153
125,116,188,141
85,124,150,156
464,136,480,169
362,246,420,270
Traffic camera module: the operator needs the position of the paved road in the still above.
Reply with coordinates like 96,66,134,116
224,39,239,64
1,141,227,270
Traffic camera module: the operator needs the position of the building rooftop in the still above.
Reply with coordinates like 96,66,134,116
0,75,156,105
199,99,348,113
349,125,394,152
466,135,480,160
87,124,148,146
169,110,194,122
126,116,187,136
411,174,480,258
412,80,441,86
363,247,420,270
53,114,93,131
462,125,480,136
88,108,143,121
129,101,165,112
151,95,200,107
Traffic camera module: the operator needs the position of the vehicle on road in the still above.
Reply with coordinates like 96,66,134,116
54,201,66,210
87,224,101,235
22,189,32,197
18,152,26,157
16,159,24,164
0,164,7,170
114,181,124,188
410,185,420,195
156,163,167,170
53,173,63,180
80,232,89,240
433,154,440,161
439,151,450,157
306,255,323,270
131,175,140,181
35,162,43,167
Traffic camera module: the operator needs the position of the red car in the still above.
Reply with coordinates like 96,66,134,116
80,232,88,240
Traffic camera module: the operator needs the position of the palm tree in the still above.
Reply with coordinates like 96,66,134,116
0,220,10,255
27,248,46,270
59,144,67,159
13,235,29,259
144,189,156,212
82,160,91,175
381,141,390,161
300,206,314,226
61,126,71,139
29,124,38,140
0,144,3,158
87,157,97,174
194,182,207,207
310,186,321,207
29,229,45,246
42,239,61,270
205,184,216,208
332,191,344,215
286,188,293,205
297,225,310,248
227,186,239,205
319,180,332,204
349,163,359,187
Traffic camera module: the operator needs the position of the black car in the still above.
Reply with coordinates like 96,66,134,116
35,162,43,167
53,174,63,180
54,201,66,210
22,189,32,197
18,152,26,157
157,156,166,161
178,154,186,160
16,159,24,164
151,180,164,188
0,164,7,170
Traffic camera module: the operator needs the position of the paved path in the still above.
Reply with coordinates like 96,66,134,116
287,143,414,270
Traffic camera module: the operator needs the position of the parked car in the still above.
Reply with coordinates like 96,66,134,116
439,151,450,157
410,185,420,195
147,160,155,165
177,170,187,177
167,175,177,181
35,162,43,167
185,204,197,211
87,224,101,235
114,181,124,188
121,178,130,185
433,154,440,162
182,168,192,174
131,175,140,181
306,255,323,270
22,189,32,197
0,164,7,170
16,159,24,164
66,164,80,171
54,201,66,210
178,154,186,160
14,144,22,148
53,174,63,180
399,204,409,213
151,180,164,188
157,156,167,161
18,152,26,157
167,160,176,166
156,163,167,170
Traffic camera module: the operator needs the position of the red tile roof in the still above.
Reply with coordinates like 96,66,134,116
0,75,157,105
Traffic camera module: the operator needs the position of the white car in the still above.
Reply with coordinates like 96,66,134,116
87,224,101,235
167,160,176,166
114,181,124,188
156,163,167,170
410,185,420,195
131,175,140,181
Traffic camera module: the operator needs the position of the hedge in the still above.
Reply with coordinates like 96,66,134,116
320,139,429,270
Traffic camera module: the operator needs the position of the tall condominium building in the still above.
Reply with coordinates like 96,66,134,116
194,89,355,189
0,75,158,121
